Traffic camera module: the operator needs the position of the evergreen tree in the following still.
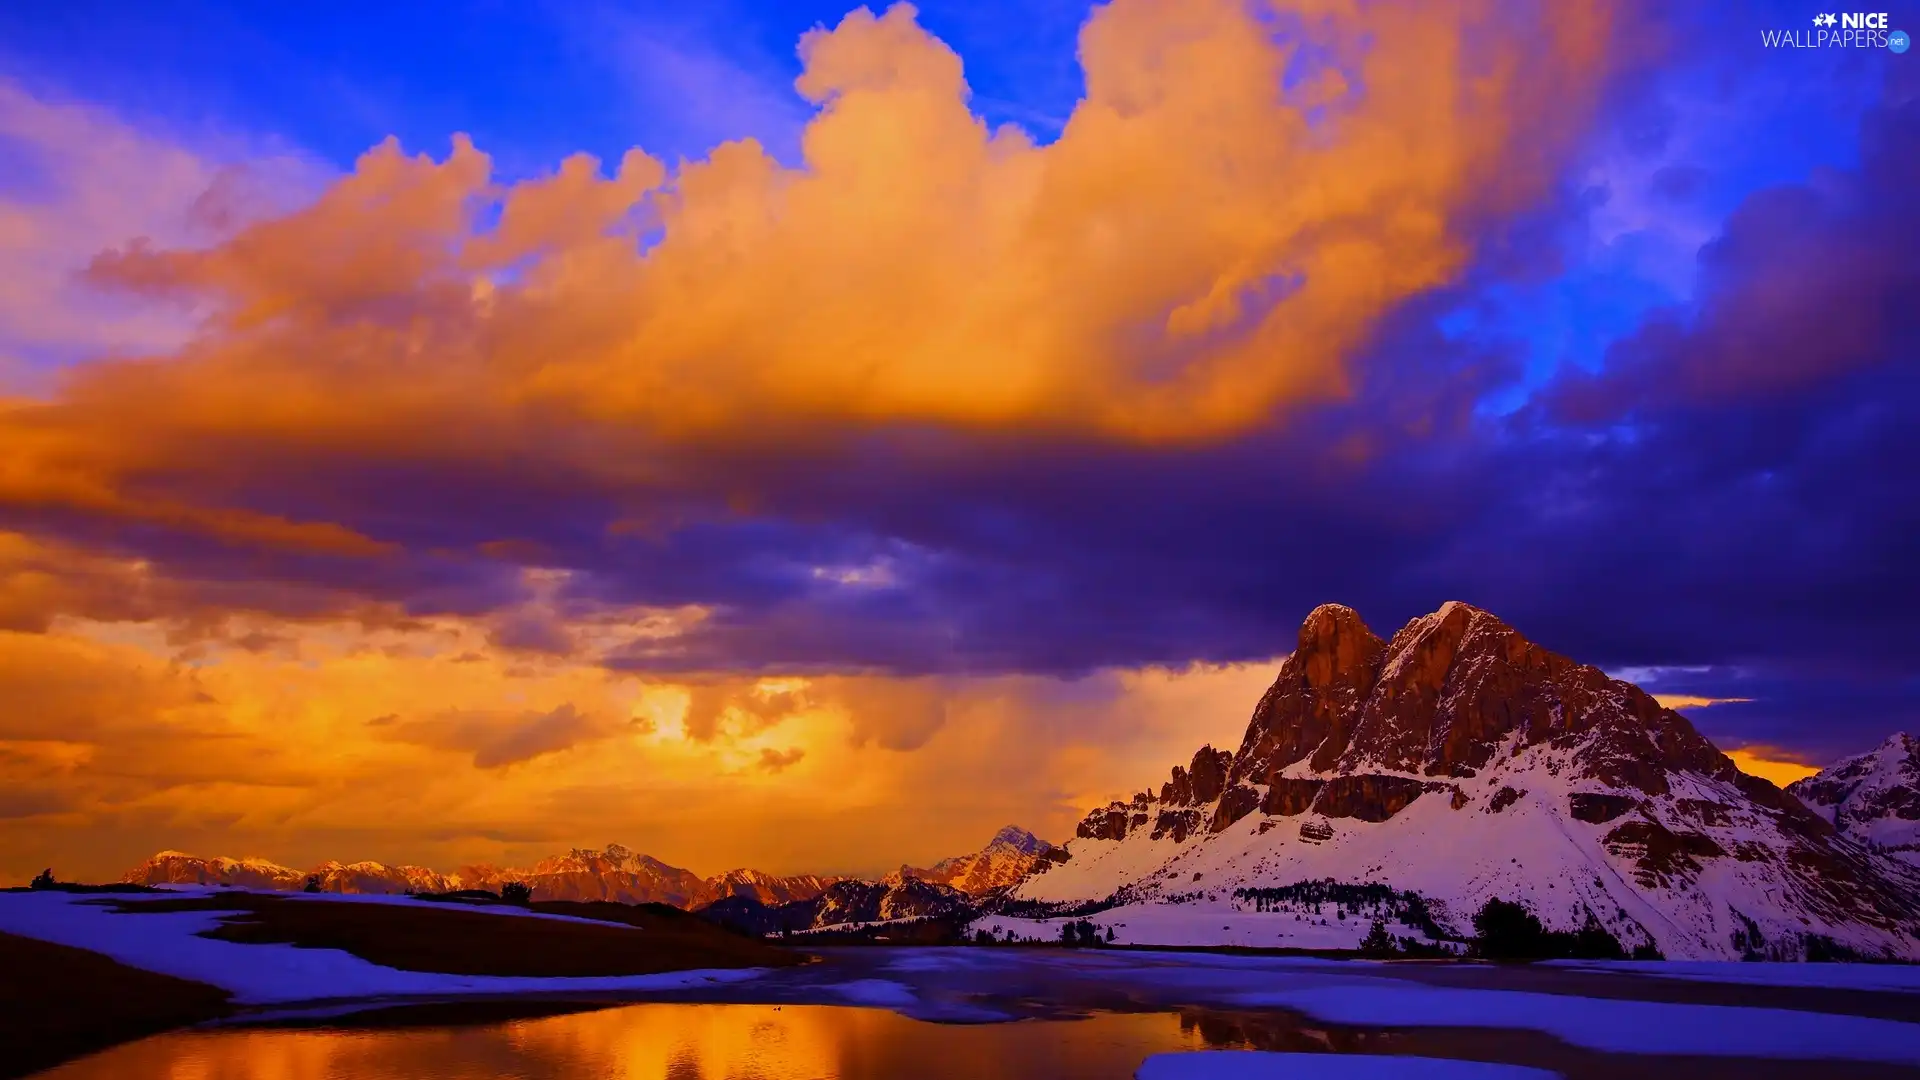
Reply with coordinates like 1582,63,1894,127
1472,898,1545,960
1359,919,1396,957
303,874,324,893
29,868,55,890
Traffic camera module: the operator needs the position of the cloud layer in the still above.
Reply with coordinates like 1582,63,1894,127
0,0,1913,882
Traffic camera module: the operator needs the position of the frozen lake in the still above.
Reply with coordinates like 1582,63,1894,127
30,947,1920,1078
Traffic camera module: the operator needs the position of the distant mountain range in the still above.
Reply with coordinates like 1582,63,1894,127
125,827,1062,911
1007,603,1920,961
124,605,1920,960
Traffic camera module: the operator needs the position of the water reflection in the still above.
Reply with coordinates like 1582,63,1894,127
41,1004,1235,1080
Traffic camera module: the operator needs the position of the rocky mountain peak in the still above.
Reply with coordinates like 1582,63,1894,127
985,825,1050,855
1788,732,1920,865
1294,603,1385,692
1049,603,1920,960
894,825,1065,894
1094,602,1771,842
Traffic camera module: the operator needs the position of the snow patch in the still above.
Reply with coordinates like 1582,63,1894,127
0,890,763,1005
1230,983,1920,1063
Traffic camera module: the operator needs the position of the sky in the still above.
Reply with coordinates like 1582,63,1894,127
0,0,1915,885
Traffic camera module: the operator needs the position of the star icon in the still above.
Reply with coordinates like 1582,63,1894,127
1824,13,1839,26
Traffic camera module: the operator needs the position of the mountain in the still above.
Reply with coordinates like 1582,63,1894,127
125,845,841,909
895,825,1067,894
133,852,310,891
1788,733,1920,866
125,823,1056,911
1010,602,1920,961
696,877,973,937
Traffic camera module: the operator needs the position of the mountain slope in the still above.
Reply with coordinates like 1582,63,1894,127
1015,602,1920,960
1789,733,1920,866
896,825,1066,894
696,877,973,937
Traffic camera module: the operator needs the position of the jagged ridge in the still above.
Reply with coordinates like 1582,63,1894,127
1029,602,1920,960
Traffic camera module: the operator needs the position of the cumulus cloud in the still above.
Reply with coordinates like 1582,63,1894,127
0,1,1616,576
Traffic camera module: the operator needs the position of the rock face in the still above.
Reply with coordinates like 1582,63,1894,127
1022,603,1920,960
125,844,840,910
1789,733,1920,866
897,825,1065,895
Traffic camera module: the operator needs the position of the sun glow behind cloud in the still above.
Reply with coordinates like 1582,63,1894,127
1724,749,1821,788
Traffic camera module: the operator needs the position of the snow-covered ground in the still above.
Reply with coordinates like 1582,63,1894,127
0,890,766,1004
1018,732,1920,960
1136,1053,1558,1080
791,915,930,935
971,900,1414,950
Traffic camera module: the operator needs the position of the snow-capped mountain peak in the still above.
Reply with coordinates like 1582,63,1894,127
1018,603,1920,960
895,826,1064,895
985,825,1050,856
1788,733,1920,865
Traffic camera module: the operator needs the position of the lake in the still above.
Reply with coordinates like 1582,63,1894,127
29,948,1920,1079
38,1003,1235,1080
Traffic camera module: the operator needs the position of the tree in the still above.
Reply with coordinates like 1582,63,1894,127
1472,898,1546,960
1059,922,1077,946
1105,925,1116,943
1568,916,1628,960
974,928,994,945
501,880,533,906
29,869,56,890
1075,920,1099,946
303,874,324,894
1359,919,1396,958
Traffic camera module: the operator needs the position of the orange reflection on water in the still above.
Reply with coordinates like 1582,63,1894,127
47,1004,1219,1080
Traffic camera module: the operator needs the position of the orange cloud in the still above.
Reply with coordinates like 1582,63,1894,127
0,2,1617,567
1653,694,1755,710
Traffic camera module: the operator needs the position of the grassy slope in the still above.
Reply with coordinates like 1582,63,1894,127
94,892,806,977
0,930,232,1080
